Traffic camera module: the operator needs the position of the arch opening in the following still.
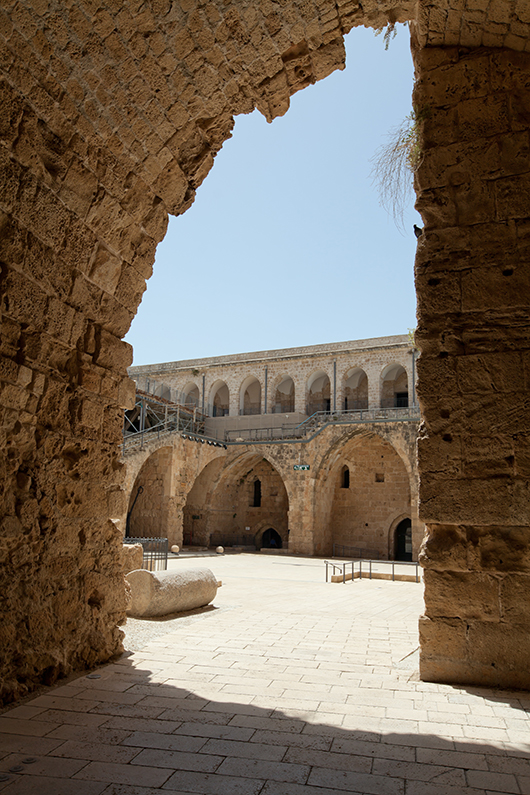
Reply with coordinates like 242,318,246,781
183,382,200,407
307,370,331,415
343,368,368,410
320,433,411,559
394,518,412,561
185,455,289,550
209,380,229,417
259,528,283,549
126,447,174,541
240,376,261,416
381,364,408,409
273,376,295,413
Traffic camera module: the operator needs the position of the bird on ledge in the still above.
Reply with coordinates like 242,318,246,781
413,224,423,238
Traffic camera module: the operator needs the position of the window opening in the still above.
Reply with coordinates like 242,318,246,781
252,479,262,507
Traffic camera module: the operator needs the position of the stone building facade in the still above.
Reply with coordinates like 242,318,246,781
1,0,530,701
130,334,416,419
125,335,422,561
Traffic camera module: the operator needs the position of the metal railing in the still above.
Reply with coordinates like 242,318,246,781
325,558,421,583
123,537,168,571
123,398,421,452
123,393,210,453
325,560,356,583
224,406,420,444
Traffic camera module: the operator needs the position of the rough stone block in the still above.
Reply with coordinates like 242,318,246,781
423,569,501,620
121,542,143,575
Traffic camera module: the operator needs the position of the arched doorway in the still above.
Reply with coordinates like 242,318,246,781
395,518,412,561
260,528,282,549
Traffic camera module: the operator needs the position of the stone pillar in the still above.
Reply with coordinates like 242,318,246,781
293,377,307,415
414,44,530,689
364,364,382,409
284,459,315,555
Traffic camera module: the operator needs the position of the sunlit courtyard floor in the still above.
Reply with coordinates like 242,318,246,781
1,554,530,794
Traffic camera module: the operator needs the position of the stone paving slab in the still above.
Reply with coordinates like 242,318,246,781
1,554,530,793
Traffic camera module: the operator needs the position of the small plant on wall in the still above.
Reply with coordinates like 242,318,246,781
371,106,429,231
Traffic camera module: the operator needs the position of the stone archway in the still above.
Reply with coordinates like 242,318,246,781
2,0,530,700
125,447,173,540
183,453,289,549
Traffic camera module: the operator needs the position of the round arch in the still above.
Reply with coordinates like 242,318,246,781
306,370,331,415
253,520,284,550
343,367,368,410
380,363,408,409
271,374,295,414
182,381,200,407
153,383,171,401
209,380,229,417
239,375,261,416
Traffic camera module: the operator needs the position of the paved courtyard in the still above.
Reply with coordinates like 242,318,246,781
1,553,530,794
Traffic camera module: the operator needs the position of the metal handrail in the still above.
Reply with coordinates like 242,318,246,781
325,560,356,583
224,406,420,444
123,398,421,452
325,558,421,583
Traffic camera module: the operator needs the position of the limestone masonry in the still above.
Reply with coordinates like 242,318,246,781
125,335,422,561
1,0,530,702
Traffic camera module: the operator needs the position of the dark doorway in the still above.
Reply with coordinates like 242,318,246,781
395,518,412,561
261,528,282,549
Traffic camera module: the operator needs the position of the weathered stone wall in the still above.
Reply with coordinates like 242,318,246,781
188,457,290,547
2,0,530,701
414,43,530,688
328,434,411,557
3,0,399,701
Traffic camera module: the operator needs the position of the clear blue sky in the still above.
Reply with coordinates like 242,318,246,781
126,25,420,366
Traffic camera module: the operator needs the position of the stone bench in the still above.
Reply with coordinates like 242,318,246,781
126,567,218,618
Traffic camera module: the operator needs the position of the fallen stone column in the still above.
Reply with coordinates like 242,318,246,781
126,567,218,618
